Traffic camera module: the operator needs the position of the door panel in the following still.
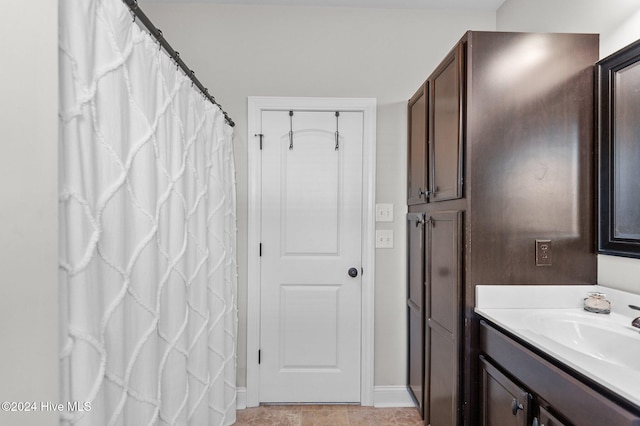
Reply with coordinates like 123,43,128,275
282,131,340,255
259,110,363,403
408,84,428,205
539,406,568,426
408,306,424,413
426,210,462,425
480,357,530,426
429,325,458,426
407,213,425,307
407,212,426,414
429,46,463,202
280,284,339,368
429,211,462,333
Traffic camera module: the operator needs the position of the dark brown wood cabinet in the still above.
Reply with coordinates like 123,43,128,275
426,211,462,425
537,406,567,426
408,85,428,205
479,321,640,426
406,31,598,425
429,44,463,202
407,212,426,414
479,357,530,426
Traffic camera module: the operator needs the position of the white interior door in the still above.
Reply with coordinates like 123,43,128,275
259,109,363,403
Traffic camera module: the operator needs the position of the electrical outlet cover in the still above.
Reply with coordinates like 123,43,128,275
375,203,394,222
376,229,394,248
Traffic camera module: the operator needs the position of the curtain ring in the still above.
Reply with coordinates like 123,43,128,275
156,29,163,50
174,51,180,70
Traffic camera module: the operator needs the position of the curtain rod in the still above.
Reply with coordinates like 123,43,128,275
122,0,235,128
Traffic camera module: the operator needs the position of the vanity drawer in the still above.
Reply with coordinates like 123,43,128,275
480,320,640,426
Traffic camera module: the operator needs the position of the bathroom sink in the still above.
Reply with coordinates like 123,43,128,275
521,310,640,372
475,285,640,407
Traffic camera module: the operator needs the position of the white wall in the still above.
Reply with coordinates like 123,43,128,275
0,1,59,425
140,2,496,388
497,0,640,295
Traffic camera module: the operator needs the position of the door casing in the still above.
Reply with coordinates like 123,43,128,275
246,96,377,407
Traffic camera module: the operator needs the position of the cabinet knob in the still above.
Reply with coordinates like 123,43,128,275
511,398,524,415
418,188,431,198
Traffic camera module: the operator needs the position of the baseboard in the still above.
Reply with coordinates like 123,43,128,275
236,385,415,409
236,387,247,409
373,385,416,408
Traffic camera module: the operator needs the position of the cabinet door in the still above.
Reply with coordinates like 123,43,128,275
408,83,428,205
480,357,530,426
429,43,464,202
426,210,462,425
408,307,424,415
537,406,568,426
407,213,426,414
427,210,462,334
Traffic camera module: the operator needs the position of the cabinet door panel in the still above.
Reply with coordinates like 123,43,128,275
407,213,426,414
429,45,463,202
428,210,462,333
408,84,428,205
429,324,458,425
425,210,462,425
539,406,568,426
480,357,530,426
408,306,424,413
407,213,425,307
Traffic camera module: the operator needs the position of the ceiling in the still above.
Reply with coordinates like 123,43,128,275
141,0,507,12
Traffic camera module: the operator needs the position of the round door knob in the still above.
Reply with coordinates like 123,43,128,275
348,267,358,278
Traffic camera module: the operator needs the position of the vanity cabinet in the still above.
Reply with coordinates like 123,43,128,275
479,320,640,426
406,31,598,424
479,357,530,426
537,406,567,426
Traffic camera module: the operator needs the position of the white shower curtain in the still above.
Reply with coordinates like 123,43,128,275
58,1,237,425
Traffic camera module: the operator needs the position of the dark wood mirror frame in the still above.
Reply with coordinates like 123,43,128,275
597,38,640,258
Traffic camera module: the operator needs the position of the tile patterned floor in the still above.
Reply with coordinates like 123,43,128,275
234,405,423,425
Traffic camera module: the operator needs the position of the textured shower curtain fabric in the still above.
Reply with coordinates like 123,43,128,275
59,1,237,425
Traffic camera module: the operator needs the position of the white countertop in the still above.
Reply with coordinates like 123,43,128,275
475,284,640,408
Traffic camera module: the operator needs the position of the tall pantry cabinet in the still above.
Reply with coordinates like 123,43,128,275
406,31,598,425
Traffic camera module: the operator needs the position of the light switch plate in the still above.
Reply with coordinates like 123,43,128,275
375,203,394,222
376,230,394,248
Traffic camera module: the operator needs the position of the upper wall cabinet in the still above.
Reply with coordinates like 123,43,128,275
429,44,464,202
407,44,465,205
597,38,640,258
408,83,428,205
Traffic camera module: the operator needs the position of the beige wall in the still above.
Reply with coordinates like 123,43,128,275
140,2,496,387
0,1,59,425
497,0,640,295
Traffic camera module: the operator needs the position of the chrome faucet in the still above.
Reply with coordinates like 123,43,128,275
583,292,611,314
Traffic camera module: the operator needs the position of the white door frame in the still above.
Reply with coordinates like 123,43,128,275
246,96,377,407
